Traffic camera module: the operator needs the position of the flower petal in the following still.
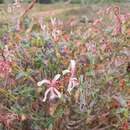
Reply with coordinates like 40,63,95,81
51,17,56,26
53,88,61,98
62,69,70,75
37,79,51,86
49,88,58,100
70,60,76,76
67,80,74,94
53,74,61,81
42,88,51,102
70,60,76,69
67,78,79,94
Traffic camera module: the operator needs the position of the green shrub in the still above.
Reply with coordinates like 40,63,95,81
0,0,3,4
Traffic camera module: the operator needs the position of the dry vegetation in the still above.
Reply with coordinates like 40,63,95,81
0,1,130,130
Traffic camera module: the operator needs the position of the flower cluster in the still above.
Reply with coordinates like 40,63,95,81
37,74,61,102
0,60,12,78
37,60,79,102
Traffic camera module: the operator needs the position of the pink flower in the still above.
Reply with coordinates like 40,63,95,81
105,6,113,14
37,74,61,102
112,6,122,36
93,18,102,26
39,17,46,32
4,45,13,62
51,17,56,27
86,43,97,55
0,61,11,78
63,60,79,94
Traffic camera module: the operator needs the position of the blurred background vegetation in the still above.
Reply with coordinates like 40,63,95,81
0,0,129,4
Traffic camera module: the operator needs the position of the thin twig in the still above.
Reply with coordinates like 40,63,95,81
19,0,37,31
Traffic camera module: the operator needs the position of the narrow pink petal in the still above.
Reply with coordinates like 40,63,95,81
70,60,76,76
53,88,61,98
67,77,79,94
51,17,56,26
42,88,51,102
37,79,51,86
67,80,73,94
50,88,57,100
70,60,76,69
72,78,79,85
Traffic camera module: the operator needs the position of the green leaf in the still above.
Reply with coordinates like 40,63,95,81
87,52,95,64
44,117,54,128
86,68,94,77
116,108,128,119
16,72,25,80
53,107,64,118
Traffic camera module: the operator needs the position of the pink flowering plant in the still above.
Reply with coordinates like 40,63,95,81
62,60,79,94
0,1,130,130
37,74,62,102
